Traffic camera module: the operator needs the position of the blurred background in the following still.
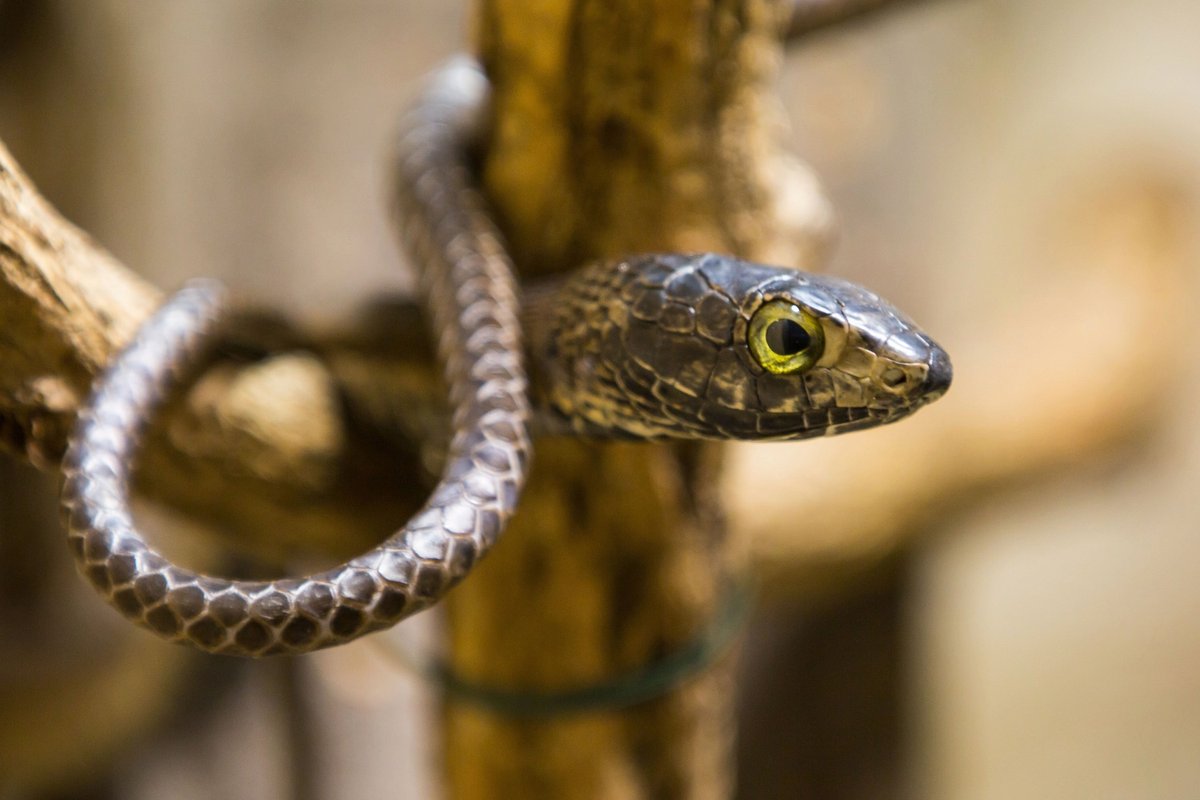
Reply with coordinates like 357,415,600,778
0,1,1197,798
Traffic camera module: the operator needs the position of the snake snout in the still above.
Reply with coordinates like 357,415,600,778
922,345,953,402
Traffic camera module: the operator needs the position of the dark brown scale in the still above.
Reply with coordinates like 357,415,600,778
696,294,737,345
134,574,169,605
168,586,206,620
235,621,271,652
281,617,319,647
296,583,335,619
336,571,378,605
331,607,366,638
187,617,226,649
412,565,445,599
146,606,181,636
113,588,141,617
208,593,249,627
374,588,409,621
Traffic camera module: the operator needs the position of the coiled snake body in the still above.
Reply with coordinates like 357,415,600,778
60,59,950,656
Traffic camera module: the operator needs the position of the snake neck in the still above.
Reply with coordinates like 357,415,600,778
519,276,578,437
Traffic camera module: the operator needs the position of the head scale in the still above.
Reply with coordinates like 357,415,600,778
540,253,951,441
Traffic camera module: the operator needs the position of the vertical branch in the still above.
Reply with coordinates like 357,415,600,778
477,0,791,275
442,1,796,797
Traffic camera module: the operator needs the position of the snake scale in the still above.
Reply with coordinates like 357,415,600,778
59,59,951,656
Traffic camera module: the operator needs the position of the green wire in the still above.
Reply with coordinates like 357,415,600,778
382,581,755,718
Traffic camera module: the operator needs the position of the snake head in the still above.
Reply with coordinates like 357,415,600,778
542,253,951,441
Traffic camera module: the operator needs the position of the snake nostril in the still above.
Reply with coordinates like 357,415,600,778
881,367,907,389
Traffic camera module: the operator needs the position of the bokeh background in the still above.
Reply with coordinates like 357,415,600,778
0,1,1197,798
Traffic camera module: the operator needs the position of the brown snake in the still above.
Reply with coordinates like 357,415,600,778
59,58,951,656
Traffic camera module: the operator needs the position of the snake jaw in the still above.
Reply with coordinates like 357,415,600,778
540,253,951,442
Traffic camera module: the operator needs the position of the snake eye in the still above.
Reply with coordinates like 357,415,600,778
748,300,825,374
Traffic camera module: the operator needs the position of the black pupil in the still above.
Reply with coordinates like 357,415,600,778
765,319,810,356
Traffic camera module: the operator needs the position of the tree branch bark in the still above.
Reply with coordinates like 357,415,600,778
0,142,158,466
784,0,932,40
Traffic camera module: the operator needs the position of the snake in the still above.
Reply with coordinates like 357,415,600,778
58,58,951,657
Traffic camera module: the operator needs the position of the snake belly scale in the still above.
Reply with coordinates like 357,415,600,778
59,59,951,656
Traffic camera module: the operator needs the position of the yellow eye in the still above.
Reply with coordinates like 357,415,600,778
748,300,825,374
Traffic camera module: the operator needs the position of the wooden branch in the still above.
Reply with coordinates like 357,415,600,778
0,129,435,788
0,142,159,466
0,138,428,563
783,0,932,41
477,0,831,277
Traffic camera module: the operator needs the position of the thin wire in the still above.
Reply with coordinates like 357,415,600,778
376,581,755,718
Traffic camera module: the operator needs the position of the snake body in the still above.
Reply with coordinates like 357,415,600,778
60,59,950,656
60,61,530,656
